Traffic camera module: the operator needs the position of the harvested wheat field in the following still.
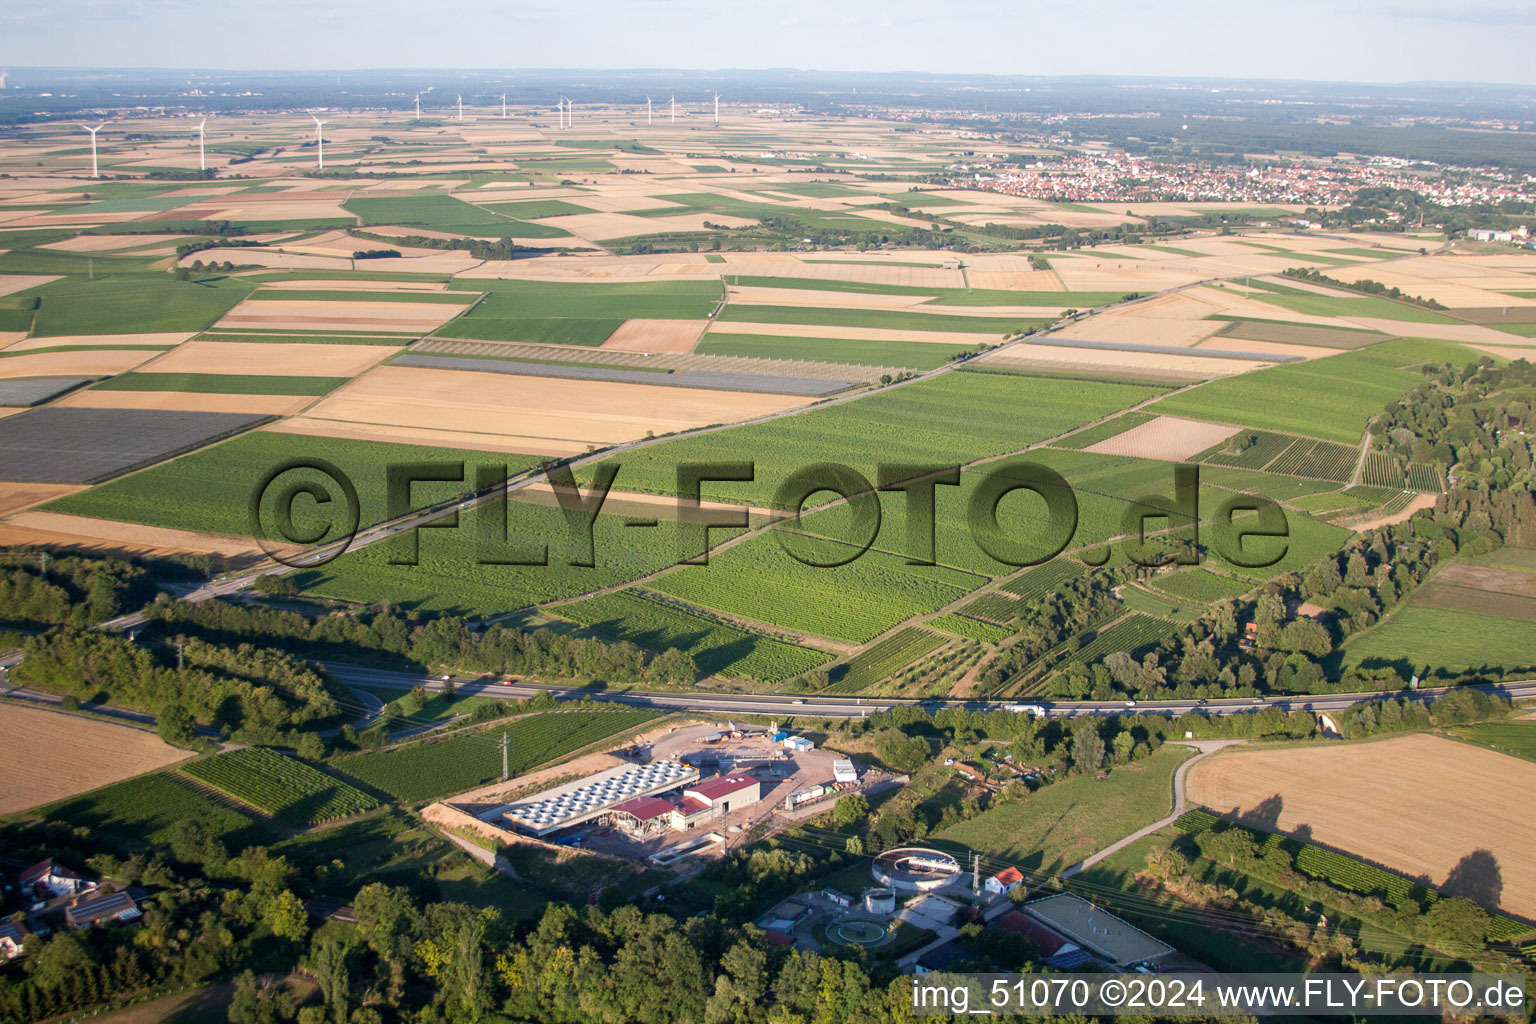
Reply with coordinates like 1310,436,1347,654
214,299,466,334
1053,313,1224,348
0,703,192,814
1085,415,1241,461
139,340,399,377
978,343,1268,378
0,348,158,379
0,481,85,516
0,273,60,297
297,364,811,448
0,510,289,560
53,389,314,415
601,319,707,353
1187,734,1536,919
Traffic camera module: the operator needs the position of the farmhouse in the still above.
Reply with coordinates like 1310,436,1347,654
18,858,90,901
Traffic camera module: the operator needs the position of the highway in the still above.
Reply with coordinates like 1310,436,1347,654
322,661,1536,721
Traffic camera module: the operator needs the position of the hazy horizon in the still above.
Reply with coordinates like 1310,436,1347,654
3,0,1536,87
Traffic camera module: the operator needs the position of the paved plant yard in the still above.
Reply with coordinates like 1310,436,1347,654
0,406,271,483
0,376,92,407
575,723,865,861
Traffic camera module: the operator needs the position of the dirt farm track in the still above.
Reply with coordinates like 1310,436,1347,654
1186,734,1536,919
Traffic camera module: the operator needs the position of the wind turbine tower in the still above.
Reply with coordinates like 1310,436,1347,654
309,114,328,171
79,123,105,178
196,118,207,172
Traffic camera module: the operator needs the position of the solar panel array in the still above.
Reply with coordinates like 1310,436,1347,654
503,760,696,834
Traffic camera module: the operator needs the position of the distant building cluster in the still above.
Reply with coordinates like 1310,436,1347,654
950,151,1536,208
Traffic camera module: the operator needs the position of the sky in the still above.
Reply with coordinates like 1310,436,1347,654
3,0,1536,85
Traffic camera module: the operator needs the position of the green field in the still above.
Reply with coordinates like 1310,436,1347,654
927,613,1013,644
1150,338,1481,442
651,539,984,644
1342,603,1536,673
479,199,594,219
45,431,544,538
30,274,255,337
716,304,1044,335
343,194,561,237
936,744,1193,873
299,498,692,616
825,627,948,693
1445,722,1536,763
579,372,1166,509
33,772,278,852
440,278,720,345
182,747,378,826
335,709,659,802
92,372,348,395
697,332,975,370
1143,568,1254,604
551,589,833,681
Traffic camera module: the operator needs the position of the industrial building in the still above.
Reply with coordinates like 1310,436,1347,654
500,760,699,837
1023,893,1173,967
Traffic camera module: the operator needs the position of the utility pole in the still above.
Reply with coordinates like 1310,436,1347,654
498,731,511,780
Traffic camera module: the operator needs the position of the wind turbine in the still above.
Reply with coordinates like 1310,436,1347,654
714,91,719,124
79,123,105,178
196,117,207,172
309,114,327,171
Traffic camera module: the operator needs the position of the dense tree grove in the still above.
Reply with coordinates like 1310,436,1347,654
14,630,342,744
143,597,697,686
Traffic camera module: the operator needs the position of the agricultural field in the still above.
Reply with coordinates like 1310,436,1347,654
0,704,193,814
45,431,545,538
32,772,278,853
578,372,1166,508
927,613,1013,644
696,332,974,370
440,279,720,345
1065,613,1176,666
937,744,1192,874
335,709,659,803
1186,734,1536,919
0,407,271,485
824,627,948,694
182,747,378,826
551,589,833,681
1151,339,1482,442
